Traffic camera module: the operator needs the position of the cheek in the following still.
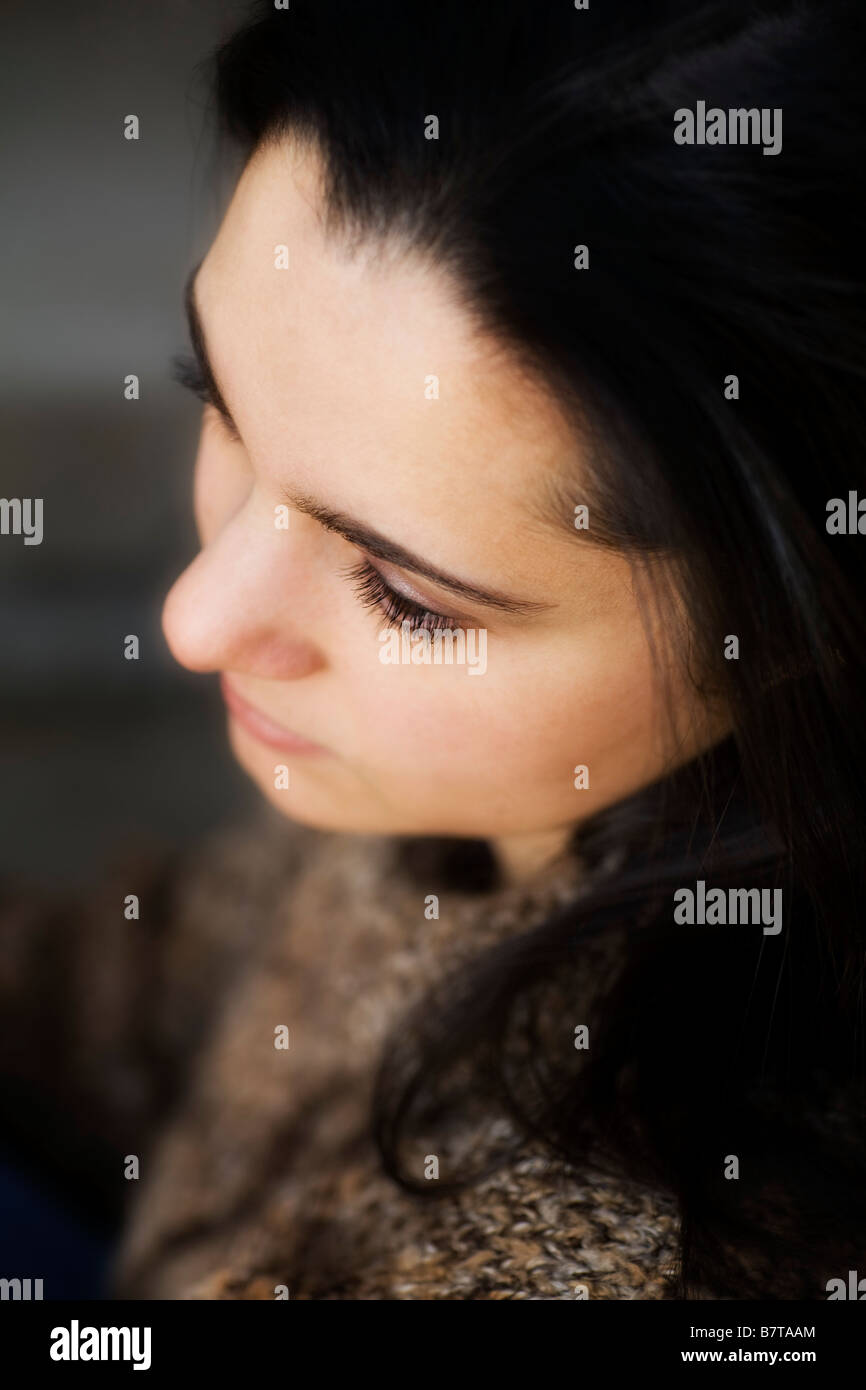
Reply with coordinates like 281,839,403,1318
509,626,666,797
192,415,252,544
334,649,557,784
343,619,664,804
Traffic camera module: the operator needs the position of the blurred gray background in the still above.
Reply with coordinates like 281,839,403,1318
1,0,260,887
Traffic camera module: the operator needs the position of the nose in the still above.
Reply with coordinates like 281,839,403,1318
161,497,326,681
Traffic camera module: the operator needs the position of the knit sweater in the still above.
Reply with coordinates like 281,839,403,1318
0,810,681,1300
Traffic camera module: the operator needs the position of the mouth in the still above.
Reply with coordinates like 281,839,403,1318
219,674,326,755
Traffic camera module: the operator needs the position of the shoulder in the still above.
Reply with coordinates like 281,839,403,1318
207,1134,681,1302
351,1143,681,1301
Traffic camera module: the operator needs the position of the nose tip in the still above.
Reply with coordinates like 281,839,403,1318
160,565,220,673
160,544,328,681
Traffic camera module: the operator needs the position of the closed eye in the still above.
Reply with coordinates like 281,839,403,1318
341,557,460,632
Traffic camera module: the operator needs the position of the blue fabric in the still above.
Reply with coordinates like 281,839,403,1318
0,1152,114,1299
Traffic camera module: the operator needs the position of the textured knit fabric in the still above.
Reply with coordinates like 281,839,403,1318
0,810,681,1300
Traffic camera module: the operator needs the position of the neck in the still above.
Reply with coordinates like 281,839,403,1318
490,826,573,887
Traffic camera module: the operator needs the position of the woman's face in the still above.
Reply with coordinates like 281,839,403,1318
162,138,723,853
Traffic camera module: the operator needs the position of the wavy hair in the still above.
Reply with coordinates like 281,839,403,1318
209,0,866,1298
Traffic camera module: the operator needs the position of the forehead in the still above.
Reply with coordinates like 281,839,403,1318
196,138,588,600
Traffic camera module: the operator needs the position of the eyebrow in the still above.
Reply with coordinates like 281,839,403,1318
183,260,241,435
182,260,553,616
284,490,554,615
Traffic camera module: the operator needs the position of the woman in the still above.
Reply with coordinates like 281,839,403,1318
4,0,866,1299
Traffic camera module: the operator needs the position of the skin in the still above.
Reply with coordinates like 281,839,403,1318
162,137,727,883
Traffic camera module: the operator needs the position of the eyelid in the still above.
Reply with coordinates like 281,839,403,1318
345,556,460,632
363,552,478,626
358,553,458,619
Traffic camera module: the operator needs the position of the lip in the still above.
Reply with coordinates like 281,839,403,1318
219,674,326,754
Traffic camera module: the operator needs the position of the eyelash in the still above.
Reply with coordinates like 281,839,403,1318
169,351,243,444
342,558,459,632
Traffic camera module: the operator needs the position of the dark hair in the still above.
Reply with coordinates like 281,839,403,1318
210,0,866,1297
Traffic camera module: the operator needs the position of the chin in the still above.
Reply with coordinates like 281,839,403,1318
227,720,380,834
226,718,504,839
